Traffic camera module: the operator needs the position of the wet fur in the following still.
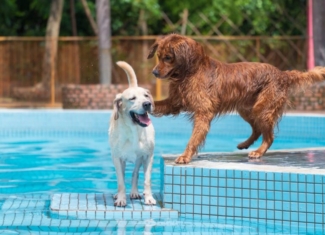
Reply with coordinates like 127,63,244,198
148,34,325,164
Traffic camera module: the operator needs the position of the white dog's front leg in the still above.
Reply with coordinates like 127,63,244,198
112,157,127,207
130,158,142,199
142,155,156,205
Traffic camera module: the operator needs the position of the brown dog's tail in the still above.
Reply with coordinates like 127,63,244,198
116,61,138,87
285,66,325,87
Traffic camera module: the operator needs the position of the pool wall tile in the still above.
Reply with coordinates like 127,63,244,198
161,158,325,227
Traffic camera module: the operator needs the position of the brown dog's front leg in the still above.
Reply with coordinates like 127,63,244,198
175,112,214,164
154,99,180,116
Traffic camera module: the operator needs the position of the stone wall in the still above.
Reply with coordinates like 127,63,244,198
62,84,151,109
288,82,325,111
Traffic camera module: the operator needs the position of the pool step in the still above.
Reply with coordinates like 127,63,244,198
50,193,178,220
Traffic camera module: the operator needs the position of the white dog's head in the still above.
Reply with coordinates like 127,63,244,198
113,61,154,127
113,88,154,127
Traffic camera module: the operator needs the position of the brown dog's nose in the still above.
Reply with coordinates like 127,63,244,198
143,101,151,111
152,69,159,77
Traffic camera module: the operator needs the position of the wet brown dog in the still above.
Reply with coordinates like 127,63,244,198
147,34,325,164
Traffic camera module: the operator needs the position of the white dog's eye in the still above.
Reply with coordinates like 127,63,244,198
129,97,136,101
144,94,149,98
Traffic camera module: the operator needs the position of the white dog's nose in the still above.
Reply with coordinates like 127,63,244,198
142,102,151,111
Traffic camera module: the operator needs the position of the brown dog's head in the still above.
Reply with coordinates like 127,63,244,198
147,34,207,80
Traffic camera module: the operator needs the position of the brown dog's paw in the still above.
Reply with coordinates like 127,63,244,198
248,151,263,159
175,155,191,164
237,142,250,150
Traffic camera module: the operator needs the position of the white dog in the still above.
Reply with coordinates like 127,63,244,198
108,61,156,207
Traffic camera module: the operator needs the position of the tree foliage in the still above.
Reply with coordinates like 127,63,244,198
0,0,306,36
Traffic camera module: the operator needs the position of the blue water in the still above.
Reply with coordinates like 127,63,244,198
0,110,325,234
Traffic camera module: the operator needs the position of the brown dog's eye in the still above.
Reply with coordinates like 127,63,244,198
164,56,172,62
129,97,136,101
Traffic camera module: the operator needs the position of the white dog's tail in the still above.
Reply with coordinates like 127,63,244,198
116,61,138,87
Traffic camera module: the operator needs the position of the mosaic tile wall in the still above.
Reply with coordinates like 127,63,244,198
161,162,325,229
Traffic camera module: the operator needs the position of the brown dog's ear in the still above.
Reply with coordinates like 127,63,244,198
113,94,122,120
147,43,158,59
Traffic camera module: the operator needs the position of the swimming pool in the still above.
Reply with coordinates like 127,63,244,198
0,110,324,234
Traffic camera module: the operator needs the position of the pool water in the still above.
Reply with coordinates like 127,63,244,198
0,110,324,234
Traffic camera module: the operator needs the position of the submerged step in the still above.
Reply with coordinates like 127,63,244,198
50,193,178,220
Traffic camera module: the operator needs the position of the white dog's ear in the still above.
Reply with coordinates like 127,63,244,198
113,94,122,120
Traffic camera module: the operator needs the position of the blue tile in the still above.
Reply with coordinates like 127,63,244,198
173,185,180,194
227,207,234,216
274,172,282,181
194,195,201,204
186,185,193,194
315,184,322,193
283,202,290,210
290,183,298,192
243,180,249,188
219,197,226,206
275,181,282,190
242,170,250,178
218,206,226,215
267,210,274,219
194,205,201,214
210,187,217,195
307,213,315,223
186,176,194,185
291,202,298,211
282,182,290,191
259,172,266,180
266,172,274,180
290,173,298,182
250,209,258,218
243,189,250,198
186,195,193,204
227,188,234,197
210,169,218,177
234,180,242,188
210,206,217,215
202,168,210,177
219,187,226,196
227,197,234,207
186,167,194,176
275,201,282,210
306,174,314,183
290,212,298,222
234,189,242,197
298,183,306,192
267,200,274,209
202,178,210,187
210,178,218,187
173,194,181,203
306,193,314,203
299,193,306,202
235,198,242,207
243,208,250,216
259,199,266,209
315,203,323,213
165,175,173,184
226,169,234,178
315,194,322,203
219,178,226,187
251,180,258,189
181,167,187,175
219,169,226,178
251,190,258,199
251,171,258,179
202,195,209,204
299,174,306,182
275,191,282,200
258,190,267,199
173,166,181,175
243,199,249,208
165,166,173,174
283,211,290,221
266,190,274,200
299,213,306,222
186,204,193,213
259,180,266,190
306,203,314,213
202,187,209,195
299,203,306,212
194,186,202,194
267,181,274,190
194,168,201,175
283,192,290,201
315,214,322,224
210,196,217,205
234,207,242,217
202,205,209,215
164,194,172,203
234,170,241,178
315,175,322,183
173,203,181,211
251,199,258,208
259,209,266,219
194,177,201,185
275,210,282,220
227,179,234,187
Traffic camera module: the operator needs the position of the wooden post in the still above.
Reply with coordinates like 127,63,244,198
50,37,56,105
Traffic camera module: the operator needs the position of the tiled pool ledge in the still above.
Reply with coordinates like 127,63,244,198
50,193,178,220
161,149,325,229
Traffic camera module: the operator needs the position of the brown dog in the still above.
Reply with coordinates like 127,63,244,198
147,34,325,164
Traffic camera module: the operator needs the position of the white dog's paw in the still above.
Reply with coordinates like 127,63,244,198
130,191,142,199
144,195,156,205
114,194,127,207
